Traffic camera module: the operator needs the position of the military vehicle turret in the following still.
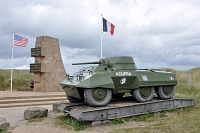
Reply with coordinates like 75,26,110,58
60,56,177,107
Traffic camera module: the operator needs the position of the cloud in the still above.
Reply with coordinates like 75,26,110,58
0,0,200,74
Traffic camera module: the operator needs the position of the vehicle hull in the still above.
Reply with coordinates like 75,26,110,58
60,69,177,99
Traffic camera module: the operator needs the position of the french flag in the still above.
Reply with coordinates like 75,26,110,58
102,18,115,35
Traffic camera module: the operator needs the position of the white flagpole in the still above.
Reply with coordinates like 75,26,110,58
101,14,103,58
11,32,14,92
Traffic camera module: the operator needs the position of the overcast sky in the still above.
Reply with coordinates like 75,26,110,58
0,0,200,74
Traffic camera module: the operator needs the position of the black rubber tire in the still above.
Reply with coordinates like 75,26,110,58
155,86,175,100
66,94,84,103
132,87,154,103
84,88,112,107
112,93,124,98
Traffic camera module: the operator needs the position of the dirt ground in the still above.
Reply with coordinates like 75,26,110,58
8,111,151,133
0,91,151,133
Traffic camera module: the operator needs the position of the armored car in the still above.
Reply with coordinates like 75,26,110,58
60,56,177,107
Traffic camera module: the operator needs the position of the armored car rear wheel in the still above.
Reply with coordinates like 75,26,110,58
66,95,84,103
132,87,154,102
156,86,175,100
84,88,112,107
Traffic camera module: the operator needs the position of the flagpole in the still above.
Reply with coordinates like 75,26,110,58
11,32,14,92
101,14,103,58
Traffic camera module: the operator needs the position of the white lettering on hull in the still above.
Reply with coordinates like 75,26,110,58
116,72,132,76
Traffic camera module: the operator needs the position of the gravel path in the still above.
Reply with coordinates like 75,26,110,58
0,105,52,127
0,91,64,127
0,91,64,98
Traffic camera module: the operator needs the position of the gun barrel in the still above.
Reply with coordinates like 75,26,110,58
72,61,101,65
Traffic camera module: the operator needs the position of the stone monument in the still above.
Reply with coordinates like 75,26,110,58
30,36,66,92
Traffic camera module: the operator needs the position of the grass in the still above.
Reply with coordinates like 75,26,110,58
133,112,155,122
55,115,85,131
0,69,33,91
0,68,200,132
109,67,200,133
0,129,12,133
111,106,200,133
111,118,124,124
27,118,43,123
24,118,44,126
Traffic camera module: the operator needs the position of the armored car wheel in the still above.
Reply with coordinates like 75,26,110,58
132,87,154,102
156,86,175,100
84,88,112,107
66,95,84,103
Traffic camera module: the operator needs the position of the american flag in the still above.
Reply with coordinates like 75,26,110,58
14,34,28,47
